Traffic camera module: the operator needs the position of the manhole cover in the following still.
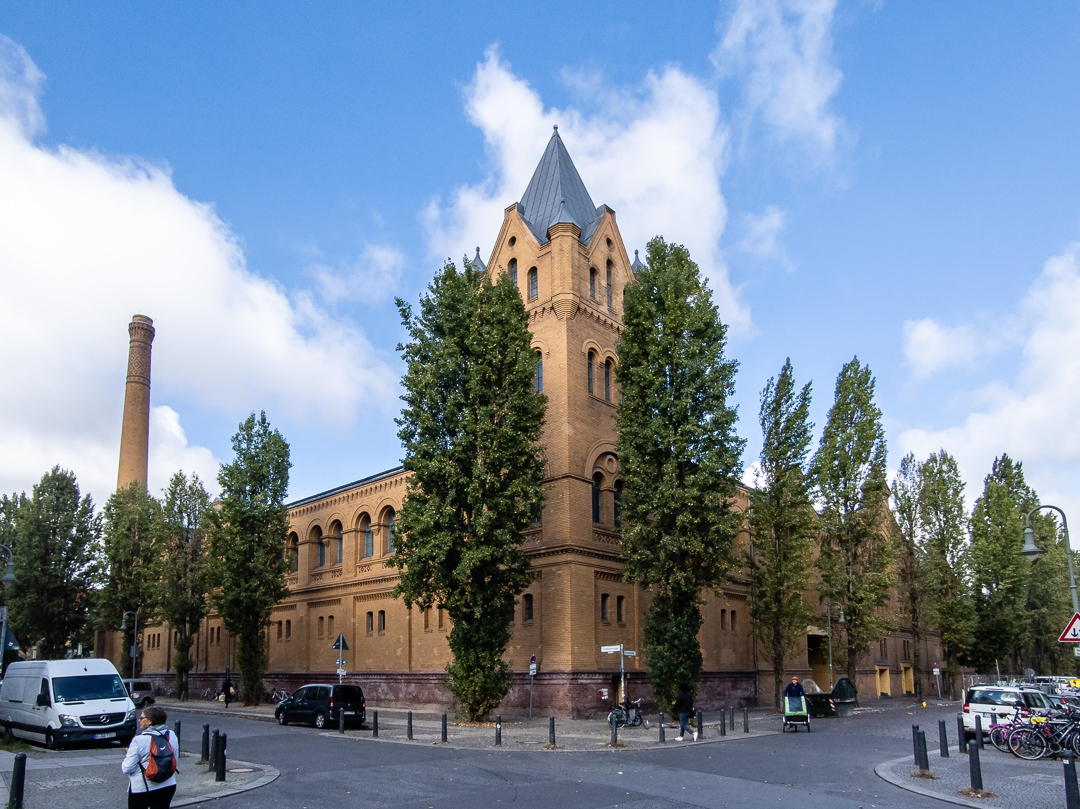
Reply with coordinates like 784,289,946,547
228,767,256,773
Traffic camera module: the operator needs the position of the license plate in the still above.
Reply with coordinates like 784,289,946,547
93,732,116,740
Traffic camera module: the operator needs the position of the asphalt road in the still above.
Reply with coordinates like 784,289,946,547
172,699,966,808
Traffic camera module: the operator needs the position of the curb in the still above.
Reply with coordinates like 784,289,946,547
173,759,280,807
875,755,1001,809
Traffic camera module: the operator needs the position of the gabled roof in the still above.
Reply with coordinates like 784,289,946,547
519,126,600,245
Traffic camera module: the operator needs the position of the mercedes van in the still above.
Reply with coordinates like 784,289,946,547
0,659,136,749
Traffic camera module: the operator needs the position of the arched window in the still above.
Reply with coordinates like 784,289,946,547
386,509,396,553
524,593,534,622
614,479,623,529
606,261,614,308
314,527,325,567
592,473,603,523
617,595,624,624
361,516,373,558
318,616,325,637
289,533,299,572
509,258,518,286
330,521,343,565
731,610,737,632
328,615,334,636
721,609,727,630
604,359,612,401
528,267,538,299
600,593,609,622
285,620,291,639
587,351,595,394
378,610,386,633
366,612,373,635
534,351,543,393
590,267,597,298
277,621,283,640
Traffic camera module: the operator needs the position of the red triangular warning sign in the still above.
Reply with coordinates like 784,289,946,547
1060,613,1080,643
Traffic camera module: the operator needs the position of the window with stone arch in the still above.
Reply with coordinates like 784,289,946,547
359,515,373,558
385,508,396,553
329,520,343,565
600,593,609,622
288,533,299,572
592,472,603,523
528,267,538,299
587,350,596,395
378,610,386,633
534,350,543,393
606,260,613,308
508,257,518,287
312,526,325,567
604,359,612,401
590,267,597,298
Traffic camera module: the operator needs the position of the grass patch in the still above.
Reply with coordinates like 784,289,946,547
911,769,938,780
958,787,998,799
0,731,33,754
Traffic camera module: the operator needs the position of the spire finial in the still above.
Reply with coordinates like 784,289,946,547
553,124,558,131
635,249,639,257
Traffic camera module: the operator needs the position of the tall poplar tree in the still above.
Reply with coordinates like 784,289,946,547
891,453,925,700
7,467,102,659
154,472,211,700
747,359,815,712
207,412,291,704
100,481,159,677
811,358,896,686
392,260,546,721
615,237,744,712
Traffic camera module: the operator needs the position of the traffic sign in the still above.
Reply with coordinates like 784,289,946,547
601,645,622,653
332,633,349,651
529,663,537,676
1059,613,1080,642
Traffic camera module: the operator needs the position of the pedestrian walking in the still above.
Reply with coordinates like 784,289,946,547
673,684,696,742
222,672,234,708
122,705,179,809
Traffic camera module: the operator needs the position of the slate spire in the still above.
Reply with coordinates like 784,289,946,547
519,126,600,244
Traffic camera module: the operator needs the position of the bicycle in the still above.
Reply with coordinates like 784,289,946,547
607,698,650,729
1008,710,1080,760
202,687,220,702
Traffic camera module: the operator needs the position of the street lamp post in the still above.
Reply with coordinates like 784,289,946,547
119,610,139,680
1019,505,1079,614
0,545,18,674
826,598,845,690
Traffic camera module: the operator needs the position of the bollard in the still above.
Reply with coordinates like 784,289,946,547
215,732,227,782
730,706,735,732
968,740,983,791
8,752,26,809
743,706,749,734
658,712,665,743
696,709,704,740
610,713,618,746
174,719,181,741
373,710,378,738
720,708,726,737
912,724,920,763
442,713,448,743
939,719,950,758
495,714,502,746
957,715,966,754
549,716,556,747
201,723,210,763
975,714,984,750
339,708,345,734
917,730,929,771
407,711,413,741
1065,755,1080,809
210,729,219,769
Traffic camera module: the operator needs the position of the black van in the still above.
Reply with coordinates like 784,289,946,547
275,683,366,729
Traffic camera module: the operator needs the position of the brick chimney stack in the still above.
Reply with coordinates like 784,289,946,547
116,314,155,490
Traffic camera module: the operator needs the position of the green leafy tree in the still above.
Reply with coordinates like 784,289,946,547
154,472,212,700
7,467,102,659
391,259,546,721
918,450,973,697
811,358,896,686
747,359,816,712
615,237,745,712
891,453,926,700
100,481,159,677
206,412,292,705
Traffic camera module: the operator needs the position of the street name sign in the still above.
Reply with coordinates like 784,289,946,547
601,645,622,653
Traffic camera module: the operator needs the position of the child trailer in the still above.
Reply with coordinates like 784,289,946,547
782,695,810,732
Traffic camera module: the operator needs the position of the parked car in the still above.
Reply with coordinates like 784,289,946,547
122,679,156,708
275,684,365,729
962,685,1055,737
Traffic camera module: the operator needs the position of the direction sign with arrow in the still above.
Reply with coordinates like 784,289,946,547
1059,613,1080,643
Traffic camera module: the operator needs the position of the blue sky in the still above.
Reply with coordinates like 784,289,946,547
2,2,1079,521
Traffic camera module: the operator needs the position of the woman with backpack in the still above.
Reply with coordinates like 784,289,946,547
122,705,179,808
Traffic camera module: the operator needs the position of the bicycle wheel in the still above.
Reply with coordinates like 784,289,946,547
1009,727,1047,760
1070,728,1080,759
989,725,1012,753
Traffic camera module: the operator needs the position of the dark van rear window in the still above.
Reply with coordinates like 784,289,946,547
334,686,363,701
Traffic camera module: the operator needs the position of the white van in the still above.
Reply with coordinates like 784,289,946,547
0,659,136,749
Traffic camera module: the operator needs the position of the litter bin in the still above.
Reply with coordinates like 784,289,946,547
831,677,858,718
805,693,836,718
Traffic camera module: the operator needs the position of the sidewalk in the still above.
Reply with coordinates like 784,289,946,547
876,743,1072,809
0,748,278,809
159,697,781,751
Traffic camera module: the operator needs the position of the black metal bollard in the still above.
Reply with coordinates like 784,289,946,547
8,752,26,809
696,709,703,740
975,714,984,750
174,719,181,740
1065,755,1080,809
917,730,929,771
373,710,378,738
957,715,966,754
407,711,413,740
912,724,920,762
339,708,345,734
610,713,618,745
201,723,210,762
215,732,227,782
549,716,556,746
968,740,983,791
495,714,502,746
730,706,735,732
743,706,749,734
720,708,726,736
210,729,219,769
442,713,448,743
939,719,950,759
658,712,665,743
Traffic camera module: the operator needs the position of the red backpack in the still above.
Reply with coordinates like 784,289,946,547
140,731,178,784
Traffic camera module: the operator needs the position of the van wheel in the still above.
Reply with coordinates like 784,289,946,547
314,712,328,729
45,729,59,750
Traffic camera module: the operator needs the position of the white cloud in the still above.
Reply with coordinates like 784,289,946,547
312,243,406,306
148,406,220,496
422,46,749,333
713,0,847,159
899,244,1080,517
902,317,982,379
738,205,791,266
0,38,399,506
